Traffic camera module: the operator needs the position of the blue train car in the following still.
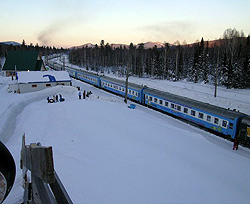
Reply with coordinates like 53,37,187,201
100,76,144,103
53,63,64,71
65,67,77,78
76,69,100,87
143,88,247,139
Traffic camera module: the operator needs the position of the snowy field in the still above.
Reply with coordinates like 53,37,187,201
1,75,250,203
52,56,250,115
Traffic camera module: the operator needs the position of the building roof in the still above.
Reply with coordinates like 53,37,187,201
3,51,43,71
17,71,71,84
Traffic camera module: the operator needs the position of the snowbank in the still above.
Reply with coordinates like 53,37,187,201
1,76,250,203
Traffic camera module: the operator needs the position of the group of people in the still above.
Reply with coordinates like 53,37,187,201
78,90,92,99
47,94,65,103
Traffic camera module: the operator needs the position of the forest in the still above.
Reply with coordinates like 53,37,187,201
0,40,66,61
69,28,250,89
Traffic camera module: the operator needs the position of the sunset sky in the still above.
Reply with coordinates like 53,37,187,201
1,0,249,48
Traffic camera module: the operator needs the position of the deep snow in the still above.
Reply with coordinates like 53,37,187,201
1,76,250,204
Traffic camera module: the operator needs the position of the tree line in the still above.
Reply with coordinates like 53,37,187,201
69,28,250,89
0,39,66,59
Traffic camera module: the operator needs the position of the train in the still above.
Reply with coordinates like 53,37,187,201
48,61,250,147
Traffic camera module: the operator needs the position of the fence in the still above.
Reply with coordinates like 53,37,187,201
20,134,73,204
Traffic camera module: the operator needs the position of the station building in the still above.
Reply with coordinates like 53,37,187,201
2,51,45,76
9,71,72,93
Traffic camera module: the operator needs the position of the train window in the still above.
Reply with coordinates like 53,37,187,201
165,101,168,107
46,84,51,87
159,100,163,105
154,98,158,103
138,93,140,97
229,123,233,129
198,112,204,119
171,103,175,109
145,95,148,99
132,90,134,94
222,120,227,127
191,110,196,116
149,96,152,101
207,115,211,122
214,118,219,124
184,107,188,113
122,88,125,92
177,106,181,111
135,92,138,96
32,84,37,87
119,87,121,90
129,90,131,94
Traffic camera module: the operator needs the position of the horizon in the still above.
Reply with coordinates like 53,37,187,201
1,0,249,48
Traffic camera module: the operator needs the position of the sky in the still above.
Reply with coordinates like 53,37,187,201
0,0,249,48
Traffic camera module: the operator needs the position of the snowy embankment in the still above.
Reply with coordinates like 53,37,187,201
1,76,250,203
52,56,250,115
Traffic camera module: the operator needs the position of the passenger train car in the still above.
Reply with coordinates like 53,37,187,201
143,88,247,139
100,76,145,103
47,61,250,146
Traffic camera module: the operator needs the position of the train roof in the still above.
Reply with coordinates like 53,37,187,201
144,88,246,120
76,69,99,77
100,75,143,90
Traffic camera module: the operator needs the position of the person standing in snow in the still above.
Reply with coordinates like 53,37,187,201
78,91,81,99
233,137,239,150
83,90,86,99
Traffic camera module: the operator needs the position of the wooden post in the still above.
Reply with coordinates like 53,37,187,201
21,134,73,204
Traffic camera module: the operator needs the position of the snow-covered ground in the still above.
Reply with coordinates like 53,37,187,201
1,75,250,203
52,56,250,115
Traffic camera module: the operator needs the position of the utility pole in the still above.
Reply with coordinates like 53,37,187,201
175,49,179,81
63,56,65,71
214,49,219,97
124,62,129,103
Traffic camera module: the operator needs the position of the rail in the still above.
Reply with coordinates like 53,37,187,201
20,134,73,204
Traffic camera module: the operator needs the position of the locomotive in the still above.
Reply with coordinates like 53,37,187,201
48,61,250,146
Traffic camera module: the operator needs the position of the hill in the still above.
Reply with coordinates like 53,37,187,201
0,41,21,46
